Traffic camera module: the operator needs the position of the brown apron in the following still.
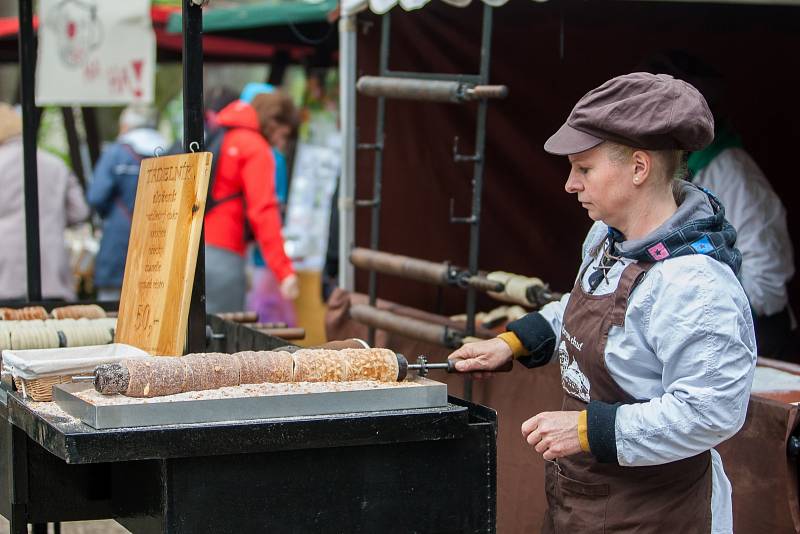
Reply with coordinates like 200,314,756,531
542,262,712,534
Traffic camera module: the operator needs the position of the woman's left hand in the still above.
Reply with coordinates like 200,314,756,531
521,411,583,461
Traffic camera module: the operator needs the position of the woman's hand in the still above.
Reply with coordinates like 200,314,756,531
447,338,513,379
279,274,300,300
521,411,583,461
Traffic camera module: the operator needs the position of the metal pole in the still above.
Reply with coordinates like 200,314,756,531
463,4,494,401
183,0,206,353
18,0,41,302
338,12,357,291
465,5,494,340
61,107,86,190
366,13,391,346
81,107,101,168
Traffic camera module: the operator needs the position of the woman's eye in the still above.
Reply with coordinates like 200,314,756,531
579,167,589,174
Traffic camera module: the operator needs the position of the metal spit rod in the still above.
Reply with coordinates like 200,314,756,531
75,353,512,385
362,12,393,347
402,354,513,377
350,304,460,348
349,304,496,349
356,76,508,103
349,248,503,293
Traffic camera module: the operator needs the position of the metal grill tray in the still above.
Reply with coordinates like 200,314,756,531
53,378,448,429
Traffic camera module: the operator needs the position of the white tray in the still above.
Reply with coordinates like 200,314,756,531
2,343,149,380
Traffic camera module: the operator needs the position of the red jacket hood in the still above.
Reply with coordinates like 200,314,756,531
215,100,261,131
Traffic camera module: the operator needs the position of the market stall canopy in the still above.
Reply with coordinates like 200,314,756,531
341,0,800,15
0,15,37,38
0,4,325,64
165,0,338,33
342,0,543,15
163,0,338,66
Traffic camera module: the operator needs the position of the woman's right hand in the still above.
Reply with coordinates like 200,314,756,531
447,338,514,379
279,274,300,300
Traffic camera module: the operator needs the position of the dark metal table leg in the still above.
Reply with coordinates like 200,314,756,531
31,524,47,534
9,510,27,534
10,423,29,534
183,0,206,355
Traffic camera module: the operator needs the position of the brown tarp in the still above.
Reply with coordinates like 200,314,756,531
327,290,800,533
353,1,800,322
347,3,800,530
716,396,800,533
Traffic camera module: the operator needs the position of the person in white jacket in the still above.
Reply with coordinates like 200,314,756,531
448,73,756,534
0,102,89,301
643,51,795,358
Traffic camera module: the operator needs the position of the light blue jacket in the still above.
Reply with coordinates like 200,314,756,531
537,184,756,534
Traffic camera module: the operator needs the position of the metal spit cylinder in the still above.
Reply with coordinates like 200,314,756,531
356,76,508,103
350,247,449,285
349,304,461,348
349,248,503,293
348,304,496,348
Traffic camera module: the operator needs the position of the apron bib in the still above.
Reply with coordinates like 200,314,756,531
542,262,712,534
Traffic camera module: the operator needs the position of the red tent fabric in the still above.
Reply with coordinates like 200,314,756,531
0,15,38,39
0,7,295,61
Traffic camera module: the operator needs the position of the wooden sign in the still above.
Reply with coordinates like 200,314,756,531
115,152,212,355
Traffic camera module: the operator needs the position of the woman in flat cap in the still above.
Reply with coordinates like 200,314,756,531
448,73,755,533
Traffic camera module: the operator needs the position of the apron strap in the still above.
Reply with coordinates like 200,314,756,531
610,262,654,326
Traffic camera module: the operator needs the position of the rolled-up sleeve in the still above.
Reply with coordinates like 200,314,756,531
613,258,756,467
506,294,568,368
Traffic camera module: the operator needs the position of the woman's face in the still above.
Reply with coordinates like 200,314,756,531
269,123,292,153
564,144,634,228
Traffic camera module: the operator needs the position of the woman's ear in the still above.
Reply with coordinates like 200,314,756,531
631,150,652,185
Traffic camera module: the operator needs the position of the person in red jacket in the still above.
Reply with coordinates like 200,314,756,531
204,97,298,313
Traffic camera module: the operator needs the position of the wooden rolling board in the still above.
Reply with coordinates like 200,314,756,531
115,152,212,355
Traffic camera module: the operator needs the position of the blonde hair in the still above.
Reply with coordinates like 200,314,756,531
605,142,687,182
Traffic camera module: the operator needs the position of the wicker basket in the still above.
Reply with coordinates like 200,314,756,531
13,375,75,402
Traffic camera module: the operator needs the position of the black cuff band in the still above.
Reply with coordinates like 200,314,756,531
506,312,556,368
587,400,620,464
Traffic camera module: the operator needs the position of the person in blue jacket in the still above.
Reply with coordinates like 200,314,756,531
87,104,166,301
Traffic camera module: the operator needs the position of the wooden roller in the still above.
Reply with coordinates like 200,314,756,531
51,304,106,320
216,311,258,323
248,322,288,329
0,306,48,321
350,247,449,285
251,327,306,340
356,76,508,103
349,248,503,293
94,349,410,398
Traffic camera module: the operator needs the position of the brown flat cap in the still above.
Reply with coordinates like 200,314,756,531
544,72,714,155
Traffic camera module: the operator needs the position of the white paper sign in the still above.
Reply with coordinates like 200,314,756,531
283,143,340,271
36,0,156,105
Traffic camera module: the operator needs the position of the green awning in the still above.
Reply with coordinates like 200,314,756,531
165,0,338,34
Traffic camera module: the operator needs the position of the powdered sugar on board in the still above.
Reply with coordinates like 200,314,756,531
75,378,431,406
28,399,81,424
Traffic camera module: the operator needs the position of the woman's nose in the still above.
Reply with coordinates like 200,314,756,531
564,171,582,194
